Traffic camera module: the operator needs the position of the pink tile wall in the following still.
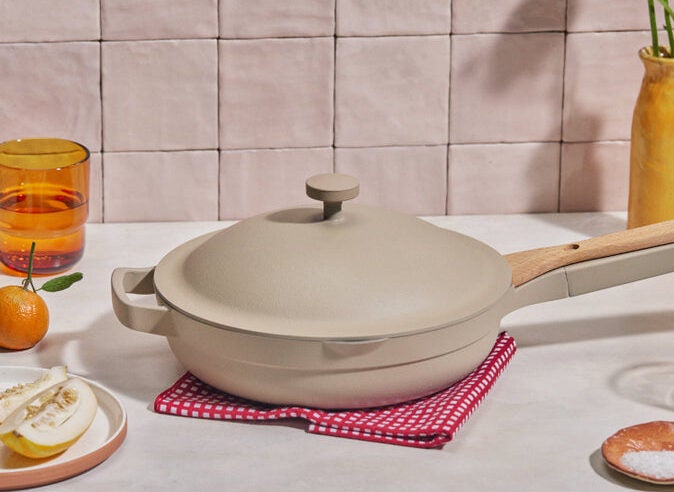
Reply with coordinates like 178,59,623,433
335,35,449,147
219,38,334,149
0,1,655,221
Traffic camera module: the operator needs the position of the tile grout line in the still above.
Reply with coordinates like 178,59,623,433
446,22,452,215
557,0,570,213
99,0,105,223
332,0,337,173
217,0,222,220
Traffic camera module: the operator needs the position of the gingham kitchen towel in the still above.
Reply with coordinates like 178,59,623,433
154,332,516,448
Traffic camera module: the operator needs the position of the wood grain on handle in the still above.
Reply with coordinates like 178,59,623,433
504,219,674,287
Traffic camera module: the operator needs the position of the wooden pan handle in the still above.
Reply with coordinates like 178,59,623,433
504,219,674,287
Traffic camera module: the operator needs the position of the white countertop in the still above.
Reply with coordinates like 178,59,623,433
3,212,674,491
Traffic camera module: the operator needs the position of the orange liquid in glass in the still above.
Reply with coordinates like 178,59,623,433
0,184,88,274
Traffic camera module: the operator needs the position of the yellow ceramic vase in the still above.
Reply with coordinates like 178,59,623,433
627,47,674,228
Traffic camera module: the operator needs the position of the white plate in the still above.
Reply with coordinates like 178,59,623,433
0,366,127,491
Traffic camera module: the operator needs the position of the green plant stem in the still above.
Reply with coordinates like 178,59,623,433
656,0,674,56
650,0,660,55
21,242,37,293
658,0,674,20
664,0,674,55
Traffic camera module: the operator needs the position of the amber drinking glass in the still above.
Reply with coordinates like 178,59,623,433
0,138,89,274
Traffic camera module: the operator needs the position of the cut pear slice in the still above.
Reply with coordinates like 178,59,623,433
0,377,98,458
0,366,68,424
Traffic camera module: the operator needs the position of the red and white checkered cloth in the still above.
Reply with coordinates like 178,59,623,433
154,332,516,448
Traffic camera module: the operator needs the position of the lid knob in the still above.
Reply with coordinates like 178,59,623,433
306,174,360,220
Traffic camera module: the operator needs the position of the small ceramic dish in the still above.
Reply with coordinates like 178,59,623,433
602,421,674,484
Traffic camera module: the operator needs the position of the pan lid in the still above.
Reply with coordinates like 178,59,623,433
153,174,512,340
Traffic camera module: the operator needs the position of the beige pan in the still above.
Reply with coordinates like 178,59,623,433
112,174,674,409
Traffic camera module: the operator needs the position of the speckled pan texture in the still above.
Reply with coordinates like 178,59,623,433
0,1,651,221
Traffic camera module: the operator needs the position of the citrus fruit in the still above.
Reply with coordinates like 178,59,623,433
0,377,98,458
0,285,49,350
0,241,82,351
0,366,67,423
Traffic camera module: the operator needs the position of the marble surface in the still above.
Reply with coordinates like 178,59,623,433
2,212,674,491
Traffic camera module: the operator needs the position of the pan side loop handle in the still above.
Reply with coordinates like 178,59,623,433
111,267,175,336
504,219,674,287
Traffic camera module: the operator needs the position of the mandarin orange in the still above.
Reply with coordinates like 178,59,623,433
0,285,49,350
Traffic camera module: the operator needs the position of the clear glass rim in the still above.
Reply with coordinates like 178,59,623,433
0,138,90,171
